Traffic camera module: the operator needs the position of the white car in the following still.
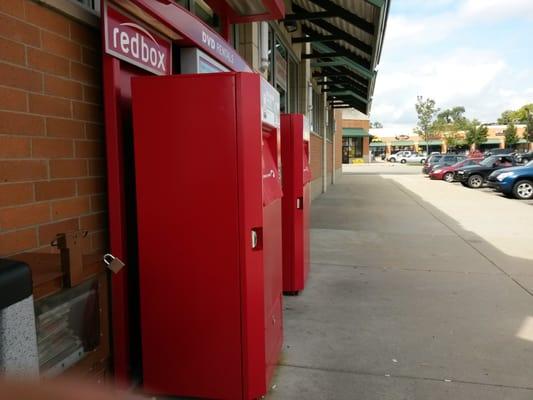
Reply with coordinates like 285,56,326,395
388,151,413,162
397,153,427,164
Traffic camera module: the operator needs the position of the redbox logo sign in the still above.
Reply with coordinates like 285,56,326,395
104,2,171,75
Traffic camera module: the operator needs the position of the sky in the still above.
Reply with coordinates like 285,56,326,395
370,0,533,131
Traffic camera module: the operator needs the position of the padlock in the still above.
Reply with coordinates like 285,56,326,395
103,253,125,273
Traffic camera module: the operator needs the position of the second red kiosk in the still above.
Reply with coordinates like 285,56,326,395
280,114,312,294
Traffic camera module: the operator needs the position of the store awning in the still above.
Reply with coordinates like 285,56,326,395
419,140,442,145
343,128,369,137
392,141,414,146
483,139,503,144
370,142,386,147
285,0,390,114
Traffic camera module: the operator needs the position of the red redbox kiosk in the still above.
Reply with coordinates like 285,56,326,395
280,114,312,294
131,72,283,400
100,0,286,383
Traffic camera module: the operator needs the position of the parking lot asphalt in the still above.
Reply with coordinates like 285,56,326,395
268,163,533,400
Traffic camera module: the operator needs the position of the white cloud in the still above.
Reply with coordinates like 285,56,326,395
372,48,506,125
461,0,533,21
369,1,533,128
384,0,533,48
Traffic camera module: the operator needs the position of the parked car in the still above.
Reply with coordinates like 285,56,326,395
486,161,533,199
516,151,533,164
424,154,466,175
398,153,427,164
388,151,413,162
429,158,483,182
483,148,515,157
455,155,516,188
422,154,443,174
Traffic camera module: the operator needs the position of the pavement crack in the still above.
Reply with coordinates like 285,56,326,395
278,362,533,392
312,261,502,275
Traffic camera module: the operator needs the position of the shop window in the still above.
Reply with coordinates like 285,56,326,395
326,107,334,141
193,0,221,32
274,38,288,113
71,0,100,13
312,91,322,136
288,58,299,113
342,137,363,163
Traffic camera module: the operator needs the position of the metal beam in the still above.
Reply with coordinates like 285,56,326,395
365,0,385,7
292,34,342,44
327,89,368,105
320,65,370,87
306,0,375,35
320,80,367,97
308,35,371,69
302,51,350,59
293,4,372,56
311,41,373,79
284,11,336,21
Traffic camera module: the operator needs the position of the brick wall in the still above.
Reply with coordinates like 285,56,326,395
310,134,322,179
335,136,342,169
334,110,343,169
327,141,333,172
0,1,106,256
342,119,370,129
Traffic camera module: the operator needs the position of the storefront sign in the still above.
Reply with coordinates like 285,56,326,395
104,2,172,75
131,0,251,72
395,134,410,140
261,77,280,128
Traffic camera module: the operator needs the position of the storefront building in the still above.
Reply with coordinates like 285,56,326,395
336,109,370,163
368,124,531,158
0,0,389,385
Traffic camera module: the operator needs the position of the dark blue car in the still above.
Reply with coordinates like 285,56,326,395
487,161,533,199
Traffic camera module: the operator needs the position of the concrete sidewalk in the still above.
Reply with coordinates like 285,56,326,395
268,168,533,399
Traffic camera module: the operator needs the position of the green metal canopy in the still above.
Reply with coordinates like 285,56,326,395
370,142,386,147
286,0,390,114
343,128,369,137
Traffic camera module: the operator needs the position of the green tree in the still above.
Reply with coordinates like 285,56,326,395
525,108,533,146
504,122,519,148
414,96,439,154
465,119,488,149
444,132,461,149
497,104,533,124
433,106,468,151
370,121,383,128
497,110,514,124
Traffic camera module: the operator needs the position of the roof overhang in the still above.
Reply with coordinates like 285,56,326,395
286,0,390,114
206,0,285,22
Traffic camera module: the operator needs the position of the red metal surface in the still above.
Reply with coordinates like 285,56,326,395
101,0,252,383
280,114,311,293
102,55,129,383
206,0,285,23
102,53,150,383
429,158,483,180
131,0,251,71
131,72,282,399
